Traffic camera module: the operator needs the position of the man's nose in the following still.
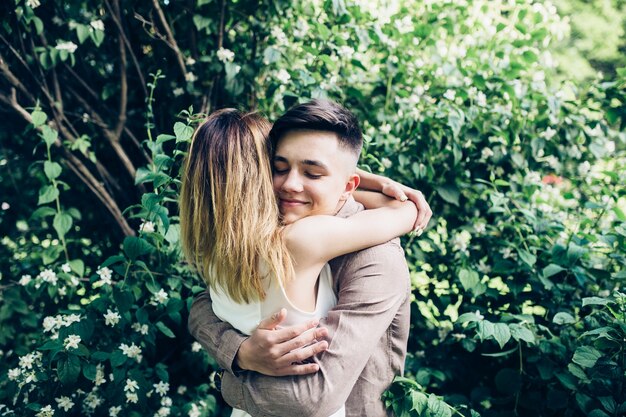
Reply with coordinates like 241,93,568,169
281,170,304,193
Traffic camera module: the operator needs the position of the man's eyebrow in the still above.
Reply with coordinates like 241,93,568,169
273,155,329,170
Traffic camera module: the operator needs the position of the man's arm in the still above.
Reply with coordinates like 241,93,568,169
221,241,410,417
188,291,329,376
188,290,247,374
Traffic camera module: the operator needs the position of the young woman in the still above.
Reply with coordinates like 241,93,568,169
179,109,416,417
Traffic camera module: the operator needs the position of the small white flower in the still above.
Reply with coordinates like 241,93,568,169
8,368,21,380
39,269,58,286
270,26,288,45
191,342,202,352
188,404,201,417
275,69,291,84
19,274,32,286
61,263,72,273
185,72,197,83
475,310,485,320
337,45,355,57
55,41,78,53
96,267,113,286
481,147,494,160
36,405,54,417
153,289,169,305
124,378,139,392
19,353,35,369
156,407,171,417
1,202,9,210
173,87,184,97
140,221,155,233
103,309,121,327
64,314,81,326
161,396,172,407
477,259,491,274
216,47,235,63
109,406,122,417
541,127,557,140
26,0,41,9
605,141,616,153
84,391,103,410
95,364,106,386
476,91,487,107
125,392,139,404
64,334,81,350
501,247,516,260
120,342,142,362
131,322,149,335
177,385,187,395
90,20,104,31
43,316,57,332
451,230,471,253
578,161,591,176
154,381,169,396
473,222,486,234
186,57,196,66
55,396,74,412
443,89,456,101
380,124,391,135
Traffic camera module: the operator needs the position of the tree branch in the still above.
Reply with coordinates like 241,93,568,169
150,0,187,79
103,0,148,98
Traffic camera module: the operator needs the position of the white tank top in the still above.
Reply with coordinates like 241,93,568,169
209,264,344,417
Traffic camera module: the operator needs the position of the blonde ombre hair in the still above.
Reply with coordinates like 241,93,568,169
179,109,293,303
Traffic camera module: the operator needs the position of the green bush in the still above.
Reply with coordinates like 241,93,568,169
0,0,624,416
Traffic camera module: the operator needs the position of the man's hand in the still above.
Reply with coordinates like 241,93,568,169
381,182,432,233
235,308,329,376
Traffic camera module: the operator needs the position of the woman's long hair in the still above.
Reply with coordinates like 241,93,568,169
179,109,293,303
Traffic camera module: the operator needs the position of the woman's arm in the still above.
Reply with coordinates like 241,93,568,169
284,191,417,267
356,168,432,231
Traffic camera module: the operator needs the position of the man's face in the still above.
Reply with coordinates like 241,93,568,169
272,129,359,224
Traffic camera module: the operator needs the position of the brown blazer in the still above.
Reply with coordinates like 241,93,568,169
188,197,411,416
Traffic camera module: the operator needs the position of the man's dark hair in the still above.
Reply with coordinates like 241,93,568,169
269,99,363,157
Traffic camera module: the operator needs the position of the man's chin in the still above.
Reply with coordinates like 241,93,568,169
279,210,308,225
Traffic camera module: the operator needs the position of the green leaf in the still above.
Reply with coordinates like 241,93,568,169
459,268,480,293
110,349,127,367
44,161,62,180
69,259,85,276
477,320,495,342
31,110,47,127
518,249,536,267
435,185,460,206
553,312,576,325
543,263,566,278
192,15,211,32
38,185,59,205
57,354,81,385
156,321,175,338
123,236,154,260
76,24,90,43
572,346,602,368
41,125,58,147
82,363,97,381
427,394,452,417
493,323,511,349
113,288,134,313
31,206,56,219
174,122,194,143
457,312,483,324
53,212,73,238
582,297,611,307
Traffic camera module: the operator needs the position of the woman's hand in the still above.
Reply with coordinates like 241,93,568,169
380,181,432,234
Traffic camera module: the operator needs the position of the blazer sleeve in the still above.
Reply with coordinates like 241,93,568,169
187,289,247,375
220,241,410,417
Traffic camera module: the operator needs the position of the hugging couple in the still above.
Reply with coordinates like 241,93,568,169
181,99,432,417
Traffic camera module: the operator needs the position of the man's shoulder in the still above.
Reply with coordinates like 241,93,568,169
329,237,407,272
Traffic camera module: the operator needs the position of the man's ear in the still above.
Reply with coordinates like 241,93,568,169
340,173,360,200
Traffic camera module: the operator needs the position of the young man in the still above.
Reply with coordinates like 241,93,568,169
188,99,431,416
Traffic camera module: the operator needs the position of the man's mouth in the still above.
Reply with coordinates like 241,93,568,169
278,197,308,208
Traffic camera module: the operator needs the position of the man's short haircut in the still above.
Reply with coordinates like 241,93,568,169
269,99,363,158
